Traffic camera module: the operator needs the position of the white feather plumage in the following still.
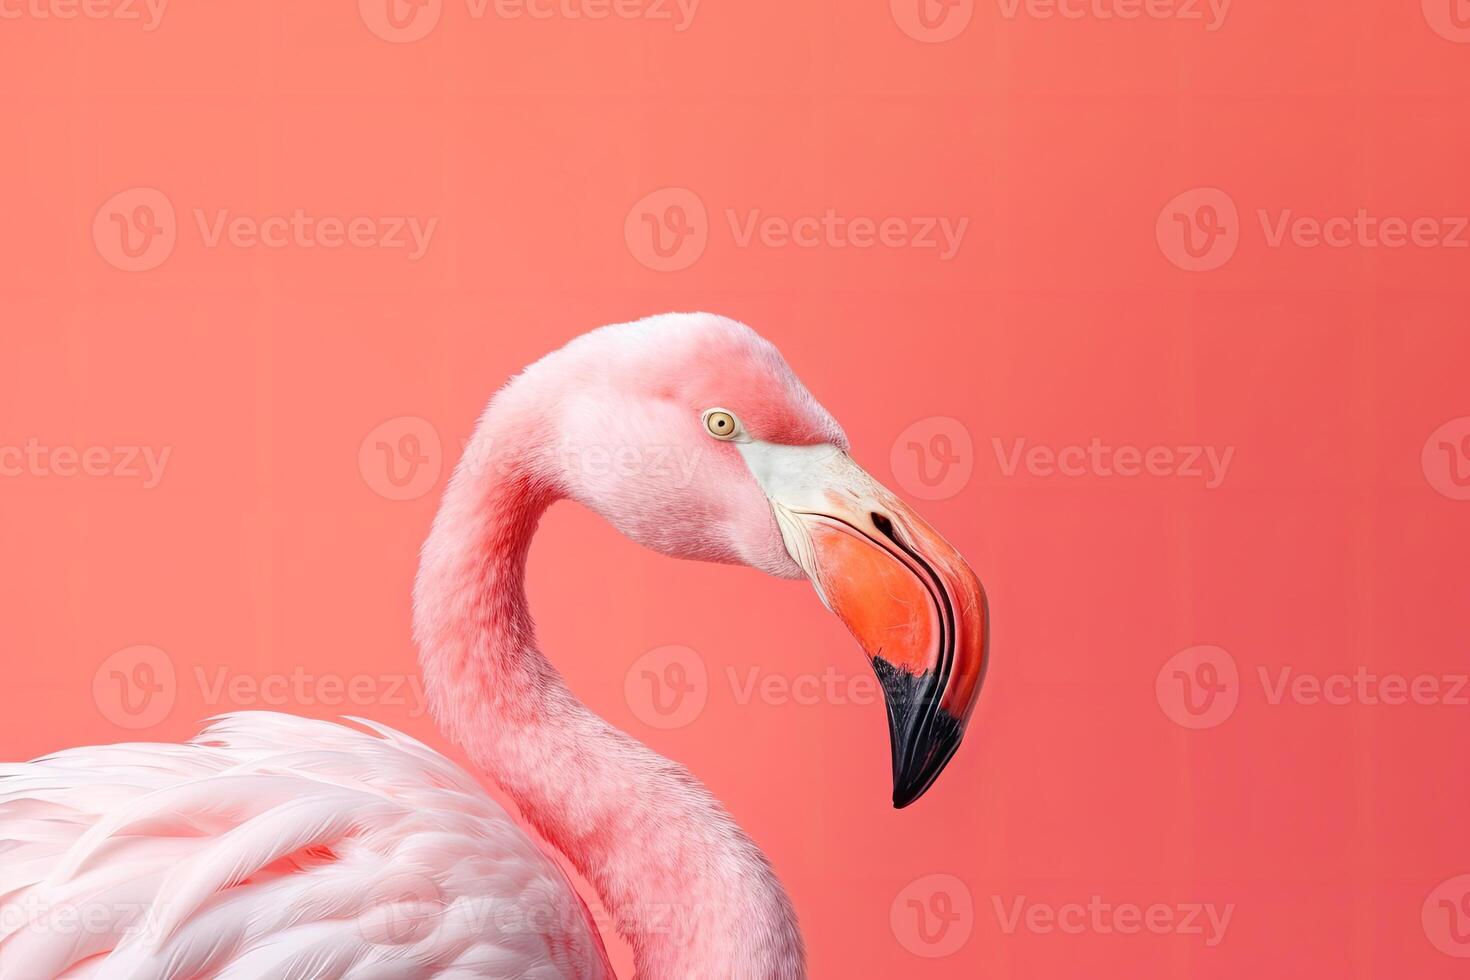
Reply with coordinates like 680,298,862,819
0,712,612,979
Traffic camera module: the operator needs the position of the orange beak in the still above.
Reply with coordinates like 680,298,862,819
763,448,989,807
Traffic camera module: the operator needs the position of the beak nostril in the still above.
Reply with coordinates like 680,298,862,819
870,512,896,540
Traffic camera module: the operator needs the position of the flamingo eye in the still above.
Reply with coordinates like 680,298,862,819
703,410,738,440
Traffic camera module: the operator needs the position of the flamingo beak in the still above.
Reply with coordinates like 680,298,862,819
750,445,989,808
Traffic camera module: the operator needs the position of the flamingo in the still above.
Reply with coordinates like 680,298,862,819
0,313,988,979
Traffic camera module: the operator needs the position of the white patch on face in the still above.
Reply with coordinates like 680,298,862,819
734,440,846,499
732,440,856,609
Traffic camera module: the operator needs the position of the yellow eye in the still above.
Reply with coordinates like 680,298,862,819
704,410,738,440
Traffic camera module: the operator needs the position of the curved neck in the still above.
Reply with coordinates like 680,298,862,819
412,411,803,980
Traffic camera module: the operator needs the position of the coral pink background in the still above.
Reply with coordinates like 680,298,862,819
3,2,1469,977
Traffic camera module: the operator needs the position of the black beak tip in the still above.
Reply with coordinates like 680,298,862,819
892,785,923,810
873,656,967,809
890,721,964,808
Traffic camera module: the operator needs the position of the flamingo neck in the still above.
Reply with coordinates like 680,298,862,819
412,414,803,980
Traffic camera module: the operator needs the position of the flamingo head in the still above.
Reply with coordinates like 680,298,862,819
509,312,988,807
